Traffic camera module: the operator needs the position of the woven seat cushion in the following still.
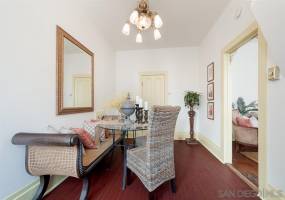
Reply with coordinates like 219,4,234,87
135,136,147,147
83,134,121,166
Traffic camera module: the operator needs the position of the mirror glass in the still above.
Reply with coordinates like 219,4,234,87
63,38,92,108
56,26,94,115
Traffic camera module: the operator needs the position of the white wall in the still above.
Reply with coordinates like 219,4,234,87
266,75,285,191
199,0,255,145
0,0,116,198
116,47,200,138
230,38,258,104
250,0,285,191
250,0,285,72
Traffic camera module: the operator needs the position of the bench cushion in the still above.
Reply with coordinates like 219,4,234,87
83,134,121,166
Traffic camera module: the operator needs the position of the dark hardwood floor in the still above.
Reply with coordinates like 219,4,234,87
44,141,260,200
232,142,258,186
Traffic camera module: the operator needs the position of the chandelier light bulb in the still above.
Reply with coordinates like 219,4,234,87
154,14,163,28
122,23,130,36
137,14,152,30
129,10,139,24
154,29,162,40
136,32,143,43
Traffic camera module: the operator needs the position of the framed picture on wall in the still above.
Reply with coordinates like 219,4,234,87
207,62,214,82
207,102,214,120
207,82,214,101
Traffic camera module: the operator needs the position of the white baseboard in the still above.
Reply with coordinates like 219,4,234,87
197,133,224,163
176,132,224,163
174,132,188,140
174,132,201,140
5,176,67,200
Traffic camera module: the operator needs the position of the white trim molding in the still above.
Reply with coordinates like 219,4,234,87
197,133,224,163
5,176,66,200
221,22,268,192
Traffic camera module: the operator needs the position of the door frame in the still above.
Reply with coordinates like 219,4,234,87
221,22,268,193
139,71,168,105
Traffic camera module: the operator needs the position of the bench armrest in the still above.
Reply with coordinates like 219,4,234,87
12,132,79,147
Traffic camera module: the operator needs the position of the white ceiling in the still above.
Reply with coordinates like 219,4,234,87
85,0,230,50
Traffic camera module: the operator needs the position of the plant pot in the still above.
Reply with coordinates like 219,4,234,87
186,110,199,145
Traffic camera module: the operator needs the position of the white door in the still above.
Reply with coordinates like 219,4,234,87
140,74,166,106
73,76,92,107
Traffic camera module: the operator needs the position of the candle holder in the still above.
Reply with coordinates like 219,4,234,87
135,104,139,123
137,107,144,124
143,110,149,124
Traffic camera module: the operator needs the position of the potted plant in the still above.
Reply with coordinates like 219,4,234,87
184,91,200,144
236,97,258,116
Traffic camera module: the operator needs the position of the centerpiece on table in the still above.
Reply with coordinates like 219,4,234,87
120,93,136,125
184,91,200,144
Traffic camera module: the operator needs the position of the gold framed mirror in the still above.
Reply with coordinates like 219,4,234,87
56,26,94,115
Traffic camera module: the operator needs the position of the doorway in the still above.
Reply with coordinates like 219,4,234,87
230,37,259,187
140,72,167,106
222,22,268,193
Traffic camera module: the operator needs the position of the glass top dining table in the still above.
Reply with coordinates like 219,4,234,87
97,120,148,131
97,120,148,190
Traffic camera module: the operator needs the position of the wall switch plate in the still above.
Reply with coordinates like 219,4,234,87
268,66,280,81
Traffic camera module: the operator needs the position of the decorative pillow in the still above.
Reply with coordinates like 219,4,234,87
249,116,258,128
236,116,252,128
83,121,97,138
72,128,97,149
84,120,106,143
232,110,240,125
247,111,258,120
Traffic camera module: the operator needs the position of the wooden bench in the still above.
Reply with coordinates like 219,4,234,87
12,131,122,200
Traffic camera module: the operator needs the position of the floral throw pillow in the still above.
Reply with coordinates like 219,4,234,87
72,128,97,149
83,121,97,138
249,116,258,128
232,110,240,125
236,116,252,128
83,120,106,143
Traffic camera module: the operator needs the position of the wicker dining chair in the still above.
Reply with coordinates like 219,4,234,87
126,105,181,199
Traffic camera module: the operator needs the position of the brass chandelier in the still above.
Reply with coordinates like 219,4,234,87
122,0,163,43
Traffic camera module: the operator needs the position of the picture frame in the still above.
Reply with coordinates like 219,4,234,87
207,82,214,101
207,102,214,120
207,62,214,82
